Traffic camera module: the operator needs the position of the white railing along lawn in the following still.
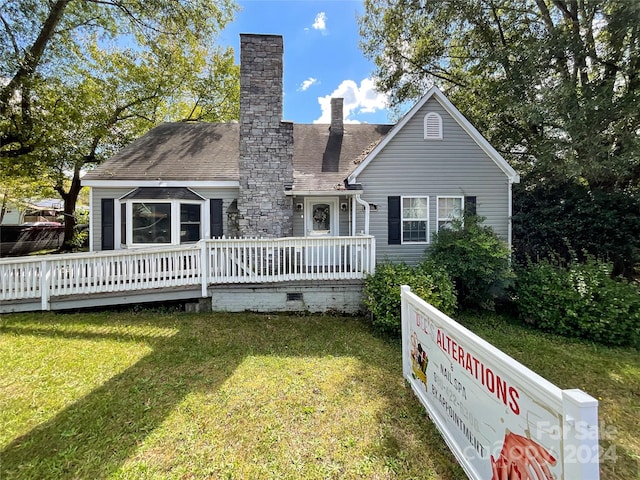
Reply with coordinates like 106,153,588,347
0,236,375,310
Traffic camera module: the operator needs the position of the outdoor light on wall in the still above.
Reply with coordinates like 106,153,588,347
296,203,303,211
340,203,348,211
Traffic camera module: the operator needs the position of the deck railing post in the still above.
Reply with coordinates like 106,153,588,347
201,241,208,297
40,259,50,311
369,236,376,274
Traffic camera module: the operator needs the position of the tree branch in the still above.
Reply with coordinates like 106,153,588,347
0,12,20,56
0,0,71,114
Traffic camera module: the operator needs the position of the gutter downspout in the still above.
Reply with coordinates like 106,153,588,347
351,197,356,236
355,194,370,235
507,179,514,250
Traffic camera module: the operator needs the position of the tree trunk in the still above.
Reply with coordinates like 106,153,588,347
0,191,8,224
56,166,83,252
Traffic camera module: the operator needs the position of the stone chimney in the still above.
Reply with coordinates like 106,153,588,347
237,34,293,238
330,98,344,134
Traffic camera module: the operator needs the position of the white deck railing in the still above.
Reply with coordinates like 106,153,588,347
0,236,375,310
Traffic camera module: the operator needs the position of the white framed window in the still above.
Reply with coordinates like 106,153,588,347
180,203,202,243
119,199,204,246
424,112,443,140
131,202,172,244
117,187,206,247
437,196,464,230
402,196,429,243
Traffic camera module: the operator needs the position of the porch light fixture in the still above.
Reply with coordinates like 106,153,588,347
296,203,303,211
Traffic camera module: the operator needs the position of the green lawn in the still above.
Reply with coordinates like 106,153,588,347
0,309,638,479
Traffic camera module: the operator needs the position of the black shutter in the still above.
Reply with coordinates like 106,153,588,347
464,196,477,216
388,196,401,245
210,199,223,237
101,198,115,250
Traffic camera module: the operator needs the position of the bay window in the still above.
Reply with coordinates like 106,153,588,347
132,203,171,244
119,187,205,247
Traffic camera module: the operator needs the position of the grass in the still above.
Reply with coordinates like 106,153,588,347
0,310,462,480
0,309,638,479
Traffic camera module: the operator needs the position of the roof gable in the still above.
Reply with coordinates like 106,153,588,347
347,87,520,184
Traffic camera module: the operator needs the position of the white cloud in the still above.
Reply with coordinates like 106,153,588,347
298,77,318,91
314,78,388,124
312,12,327,32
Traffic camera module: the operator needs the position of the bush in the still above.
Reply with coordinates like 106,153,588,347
363,260,456,337
427,215,513,310
512,180,640,278
515,257,640,347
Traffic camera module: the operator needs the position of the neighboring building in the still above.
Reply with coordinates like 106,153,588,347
0,198,64,225
82,34,519,265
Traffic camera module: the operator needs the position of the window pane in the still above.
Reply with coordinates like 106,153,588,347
438,197,463,231
311,203,330,232
132,203,171,244
439,197,462,218
181,203,200,223
403,197,428,219
180,204,201,243
403,220,427,242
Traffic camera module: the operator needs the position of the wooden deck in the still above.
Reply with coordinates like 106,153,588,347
0,236,375,313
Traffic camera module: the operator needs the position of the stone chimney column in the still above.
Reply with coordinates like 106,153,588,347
330,98,344,134
238,34,293,238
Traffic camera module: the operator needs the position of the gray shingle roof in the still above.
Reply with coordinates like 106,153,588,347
83,123,239,182
83,121,393,191
292,124,393,191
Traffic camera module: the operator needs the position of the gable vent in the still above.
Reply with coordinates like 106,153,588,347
424,112,443,140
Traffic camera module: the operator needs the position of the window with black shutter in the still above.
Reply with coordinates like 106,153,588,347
210,199,223,237
388,196,401,245
101,198,114,250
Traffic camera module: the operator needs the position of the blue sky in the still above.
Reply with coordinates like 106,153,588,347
219,0,391,125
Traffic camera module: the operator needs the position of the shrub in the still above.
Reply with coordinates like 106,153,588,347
363,260,456,337
515,257,640,347
427,215,513,310
512,180,640,278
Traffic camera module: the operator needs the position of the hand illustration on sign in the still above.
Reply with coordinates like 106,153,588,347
490,431,557,480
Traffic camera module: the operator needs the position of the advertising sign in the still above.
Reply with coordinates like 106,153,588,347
401,286,599,480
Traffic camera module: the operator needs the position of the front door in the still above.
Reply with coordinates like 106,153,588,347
305,198,339,268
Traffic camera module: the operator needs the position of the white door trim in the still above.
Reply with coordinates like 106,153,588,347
304,197,339,237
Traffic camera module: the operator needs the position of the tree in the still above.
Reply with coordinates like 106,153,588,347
1,0,239,250
359,0,640,191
